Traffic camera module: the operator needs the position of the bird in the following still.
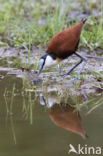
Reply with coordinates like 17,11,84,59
38,19,87,76
50,104,86,139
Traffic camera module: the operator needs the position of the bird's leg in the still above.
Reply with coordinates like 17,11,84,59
61,52,87,76
75,53,87,75
57,64,64,81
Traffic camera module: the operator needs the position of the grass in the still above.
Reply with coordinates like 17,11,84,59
75,95,103,114
81,16,103,50
0,0,102,51
0,0,66,47
90,69,103,80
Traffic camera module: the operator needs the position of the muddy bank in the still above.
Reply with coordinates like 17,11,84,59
0,46,103,96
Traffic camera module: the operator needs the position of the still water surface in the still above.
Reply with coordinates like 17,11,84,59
0,71,103,156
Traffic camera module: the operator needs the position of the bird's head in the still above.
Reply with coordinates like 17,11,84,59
38,54,61,74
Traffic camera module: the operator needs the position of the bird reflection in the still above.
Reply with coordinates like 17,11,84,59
40,93,86,138
50,104,86,138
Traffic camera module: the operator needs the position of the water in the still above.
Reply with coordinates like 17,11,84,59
0,71,103,156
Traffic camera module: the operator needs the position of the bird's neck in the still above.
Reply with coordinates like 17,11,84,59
56,57,62,63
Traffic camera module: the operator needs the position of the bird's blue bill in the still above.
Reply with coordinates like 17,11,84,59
38,59,44,74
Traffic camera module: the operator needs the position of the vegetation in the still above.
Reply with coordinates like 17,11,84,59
0,0,102,50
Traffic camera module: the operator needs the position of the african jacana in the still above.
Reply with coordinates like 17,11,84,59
39,19,87,76
50,104,86,138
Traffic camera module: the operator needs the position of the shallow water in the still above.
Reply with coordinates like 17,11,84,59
0,71,103,156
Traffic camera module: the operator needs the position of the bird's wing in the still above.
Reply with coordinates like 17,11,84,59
47,31,80,59
47,22,84,59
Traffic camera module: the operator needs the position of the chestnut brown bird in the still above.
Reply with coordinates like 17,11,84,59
50,104,86,138
39,19,87,76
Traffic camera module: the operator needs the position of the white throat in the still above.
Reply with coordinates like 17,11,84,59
44,55,58,68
